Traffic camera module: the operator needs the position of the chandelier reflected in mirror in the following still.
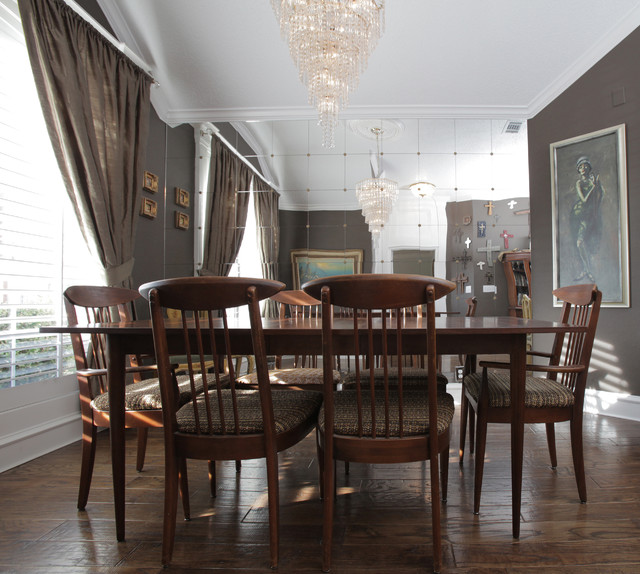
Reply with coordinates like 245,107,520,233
355,126,398,234
271,0,386,148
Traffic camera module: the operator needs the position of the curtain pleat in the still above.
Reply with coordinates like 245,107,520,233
18,0,152,287
253,178,280,317
201,138,252,276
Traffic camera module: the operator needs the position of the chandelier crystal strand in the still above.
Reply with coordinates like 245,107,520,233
272,0,385,148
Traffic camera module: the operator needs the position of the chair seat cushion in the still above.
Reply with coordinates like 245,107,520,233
464,371,575,408
318,390,455,437
341,367,448,390
175,389,323,435
237,368,341,387
91,373,219,412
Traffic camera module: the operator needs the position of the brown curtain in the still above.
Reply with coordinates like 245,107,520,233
201,138,252,276
253,178,280,317
18,0,152,287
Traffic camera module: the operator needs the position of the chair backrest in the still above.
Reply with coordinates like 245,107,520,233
550,284,602,398
303,274,455,439
64,285,141,395
271,289,320,319
270,289,322,368
140,276,284,437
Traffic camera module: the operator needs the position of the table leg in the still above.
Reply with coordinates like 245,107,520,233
107,335,126,541
510,334,526,539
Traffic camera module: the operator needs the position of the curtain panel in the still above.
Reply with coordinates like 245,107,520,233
18,0,151,287
253,178,280,317
201,138,252,276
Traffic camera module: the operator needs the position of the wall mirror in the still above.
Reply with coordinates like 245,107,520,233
194,117,530,296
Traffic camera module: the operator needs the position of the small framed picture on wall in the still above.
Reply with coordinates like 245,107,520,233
143,171,159,193
175,187,190,207
175,211,189,230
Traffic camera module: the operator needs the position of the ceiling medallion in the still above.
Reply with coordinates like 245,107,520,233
271,0,386,149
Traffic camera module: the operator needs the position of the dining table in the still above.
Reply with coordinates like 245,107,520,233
41,314,585,542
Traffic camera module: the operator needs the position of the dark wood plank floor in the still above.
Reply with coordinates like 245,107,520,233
1,411,640,573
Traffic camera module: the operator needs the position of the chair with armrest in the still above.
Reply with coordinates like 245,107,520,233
303,273,456,574
64,285,210,510
139,277,323,569
459,284,602,515
236,289,341,391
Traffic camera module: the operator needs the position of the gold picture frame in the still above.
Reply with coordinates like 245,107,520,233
175,211,189,230
140,197,157,219
143,170,159,193
291,248,363,290
175,187,190,207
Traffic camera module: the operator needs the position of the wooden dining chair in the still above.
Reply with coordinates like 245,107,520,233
303,274,456,574
456,296,478,462
459,284,602,514
236,289,341,391
64,285,209,510
139,277,323,569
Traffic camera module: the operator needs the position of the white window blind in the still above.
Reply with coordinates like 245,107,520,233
0,0,101,389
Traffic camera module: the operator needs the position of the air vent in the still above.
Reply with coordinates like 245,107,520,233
503,120,523,134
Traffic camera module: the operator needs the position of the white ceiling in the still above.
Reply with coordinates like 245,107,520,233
93,1,640,209
96,0,640,124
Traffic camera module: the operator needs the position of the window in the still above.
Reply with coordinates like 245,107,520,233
0,0,101,389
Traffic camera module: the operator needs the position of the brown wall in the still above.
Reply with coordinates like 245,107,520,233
528,27,640,397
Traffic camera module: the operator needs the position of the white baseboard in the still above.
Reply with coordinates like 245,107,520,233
0,413,81,473
447,382,640,423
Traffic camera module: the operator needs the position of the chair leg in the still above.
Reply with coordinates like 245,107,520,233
208,460,217,497
316,433,324,500
473,409,488,515
459,390,468,465
545,422,558,469
468,407,476,455
235,460,242,472
344,461,350,474
570,413,587,503
161,452,180,567
77,421,97,510
135,427,148,472
265,449,280,569
430,441,443,573
322,455,335,573
440,442,449,503
179,457,190,520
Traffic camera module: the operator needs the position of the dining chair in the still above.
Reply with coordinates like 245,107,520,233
64,285,209,510
456,296,478,463
303,274,456,574
459,284,602,514
236,289,341,391
139,276,323,569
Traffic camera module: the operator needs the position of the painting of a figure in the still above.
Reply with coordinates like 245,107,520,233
551,125,629,307
291,249,363,290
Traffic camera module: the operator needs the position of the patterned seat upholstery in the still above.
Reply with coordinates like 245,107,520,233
319,390,455,436
237,368,340,388
91,373,217,412
463,370,575,409
341,367,448,391
176,388,322,435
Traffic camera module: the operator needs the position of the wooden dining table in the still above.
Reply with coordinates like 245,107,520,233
41,314,585,542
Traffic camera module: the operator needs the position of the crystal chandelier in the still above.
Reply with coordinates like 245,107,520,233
355,127,398,234
271,0,386,148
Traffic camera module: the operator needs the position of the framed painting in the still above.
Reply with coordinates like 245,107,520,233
143,170,158,193
291,249,363,290
140,197,157,219
550,124,629,307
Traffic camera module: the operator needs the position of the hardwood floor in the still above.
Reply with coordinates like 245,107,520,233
1,409,640,572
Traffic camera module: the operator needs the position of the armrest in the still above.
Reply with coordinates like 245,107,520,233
478,361,585,375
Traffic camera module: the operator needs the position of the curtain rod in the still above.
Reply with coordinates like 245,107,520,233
62,0,155,82
205,125,275,190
